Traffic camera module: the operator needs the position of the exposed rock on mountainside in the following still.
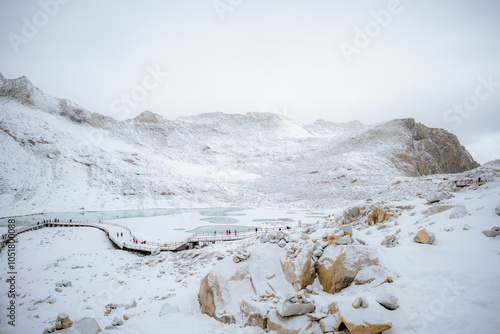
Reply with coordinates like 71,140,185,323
390,118,480,176
0,74,481,216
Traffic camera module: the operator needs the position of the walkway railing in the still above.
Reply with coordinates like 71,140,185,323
1,220,300,254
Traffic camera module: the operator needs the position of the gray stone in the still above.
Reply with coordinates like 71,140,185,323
495,204,500,216
55,287,63,293
482,229,500,238
277,239,287,248
62,280,72,287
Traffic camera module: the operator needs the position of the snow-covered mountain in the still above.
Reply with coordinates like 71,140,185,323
0,74,480,216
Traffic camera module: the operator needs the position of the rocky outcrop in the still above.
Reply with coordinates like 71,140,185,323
317,246,379,294
414,229,435,244
281,249,316,291
390,118,480,176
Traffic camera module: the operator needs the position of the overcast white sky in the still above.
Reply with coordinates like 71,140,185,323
1,0,499,163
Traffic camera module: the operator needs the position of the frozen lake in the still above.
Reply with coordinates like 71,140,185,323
1,207,327,242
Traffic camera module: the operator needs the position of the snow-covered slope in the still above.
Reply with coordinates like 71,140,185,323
0,74,480,216
1,161,499,334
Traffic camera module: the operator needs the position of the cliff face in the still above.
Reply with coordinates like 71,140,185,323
392,119,480,176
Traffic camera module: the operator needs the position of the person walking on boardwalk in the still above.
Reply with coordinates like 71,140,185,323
214,230,216,236
255,227,258,233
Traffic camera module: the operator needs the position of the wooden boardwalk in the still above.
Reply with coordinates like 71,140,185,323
1,220,295,254
455,179,487,187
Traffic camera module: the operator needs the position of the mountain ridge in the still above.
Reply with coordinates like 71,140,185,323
0,74,481,216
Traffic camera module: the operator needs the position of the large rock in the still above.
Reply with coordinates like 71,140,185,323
281,249,316,291
199,260,276,325
375,287,399,310
449,205,468,219
240,300,267,329
414,229,435,244
56,317,101,334
317,246,379,294
277,294,315,317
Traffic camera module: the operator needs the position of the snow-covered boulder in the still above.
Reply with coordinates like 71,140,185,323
317,245,379,294
450,205,468,219
375,287,399,310
319,313,343,332
495,204,500,216
426,192,444,203
55,317,101,334
280,249,316,291
414,229,435,244
159,303,179,316
276,294,315,317
482,227,500,238
333,235,352,245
